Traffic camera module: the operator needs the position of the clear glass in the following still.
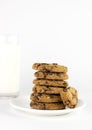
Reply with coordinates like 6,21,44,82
0,34,20,98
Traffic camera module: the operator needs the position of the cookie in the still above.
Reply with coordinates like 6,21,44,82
30,93,62,103
32,85,65,94
30,101,65,110
32,63,67,72
60,87,78,108
33,79,68,87
34,71,68,80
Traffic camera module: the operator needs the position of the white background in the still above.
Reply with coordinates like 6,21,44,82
0,0,92,130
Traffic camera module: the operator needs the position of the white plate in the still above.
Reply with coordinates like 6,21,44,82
10,96,86,116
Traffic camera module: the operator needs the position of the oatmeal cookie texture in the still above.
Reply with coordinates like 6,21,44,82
30,63,78,110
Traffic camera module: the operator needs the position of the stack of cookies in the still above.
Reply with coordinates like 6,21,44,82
30,63,75,110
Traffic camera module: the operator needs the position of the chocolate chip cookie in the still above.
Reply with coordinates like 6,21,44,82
33,79,68,87
30,101,65,110
60,87,78,108
32,63,68,72
30,93,62,103
33,85,65,94
34,71,68,80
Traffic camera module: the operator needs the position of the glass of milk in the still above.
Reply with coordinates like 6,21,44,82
0,35,20,98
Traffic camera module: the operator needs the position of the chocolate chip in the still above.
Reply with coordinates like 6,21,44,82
42,67,47,72
45,81,48,85
57,73,63,77
41,63,49,65
43,103,46,110
67,87,70,89
63,88,67,92
52,63,58,65
63,82,67,86
33,87,37,92
48,72,53,75
35,72,39,77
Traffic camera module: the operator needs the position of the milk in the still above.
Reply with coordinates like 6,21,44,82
0,43,20,97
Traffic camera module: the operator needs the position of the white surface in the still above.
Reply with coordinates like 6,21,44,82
0,0,92,129
0,38,20,94
0,0,92,92
0,90,91,130
10,96,86,116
